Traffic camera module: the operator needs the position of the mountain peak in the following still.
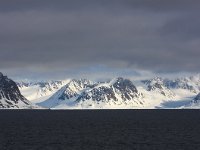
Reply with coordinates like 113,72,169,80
194,93,200,103
0,72,3,78
143,77,175,98
76,77,142,106
112,77,138,93
0,73,35,108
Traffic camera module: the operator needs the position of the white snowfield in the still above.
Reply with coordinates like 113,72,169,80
15,74,200,109
18,80,70,103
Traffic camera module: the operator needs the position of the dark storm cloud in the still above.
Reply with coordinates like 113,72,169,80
0,0,200,77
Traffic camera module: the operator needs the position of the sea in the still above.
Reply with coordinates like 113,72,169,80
0,110,200,150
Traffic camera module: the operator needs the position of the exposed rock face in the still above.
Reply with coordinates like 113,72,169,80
113,77,138,100
143,77,175,98
76,77,144,105
39,77,144,108
193,93,200,103
58,79,95,100
17,80,66,98
0,73,34,108
77,86,116,102
163,75,200,93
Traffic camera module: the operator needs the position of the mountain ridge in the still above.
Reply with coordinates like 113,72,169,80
2,73,199,109
0,72,36,108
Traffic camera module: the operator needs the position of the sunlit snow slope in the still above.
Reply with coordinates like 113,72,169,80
16,74,200,109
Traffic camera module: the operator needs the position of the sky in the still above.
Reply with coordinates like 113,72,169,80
0,0,199,80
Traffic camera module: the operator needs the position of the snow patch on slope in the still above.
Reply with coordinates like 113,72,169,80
17,80,70,103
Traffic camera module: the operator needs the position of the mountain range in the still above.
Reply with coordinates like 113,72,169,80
1,72,200,109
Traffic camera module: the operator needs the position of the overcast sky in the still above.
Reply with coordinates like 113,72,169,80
0,0,199,80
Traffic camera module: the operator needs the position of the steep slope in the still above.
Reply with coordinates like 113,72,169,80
38,77,144,109
192,93,200,104
142,77,175,98
17,80,69,103
76,77,144,108
38,79,95,108
183,93,200,109
13,74,200,109
0,73,36,108
164,75,200,93
58,79,95,100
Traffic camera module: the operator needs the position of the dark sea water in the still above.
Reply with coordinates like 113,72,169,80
0,110,200,150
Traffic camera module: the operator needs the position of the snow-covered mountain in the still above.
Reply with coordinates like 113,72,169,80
12,73,200,109
142,77,175,98
38,79,95,108
193,93,200,103
0,73,36,108
58,79,95,100
76,78,145,108
38,77,145,109
183,93,200,109
17,80,69,103
163,75,200,93
190,93,200,105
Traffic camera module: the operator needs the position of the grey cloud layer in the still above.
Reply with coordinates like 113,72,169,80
0,0,200,74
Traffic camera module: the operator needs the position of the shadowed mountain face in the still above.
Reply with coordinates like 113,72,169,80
17,80,68,101
113,77,138,98
10,74,200,109
193,93,200,103
143,77,175,98
164,78,200,94
38,77,144,108
0,73,33,108
77,77,141,102
59,79,95,100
